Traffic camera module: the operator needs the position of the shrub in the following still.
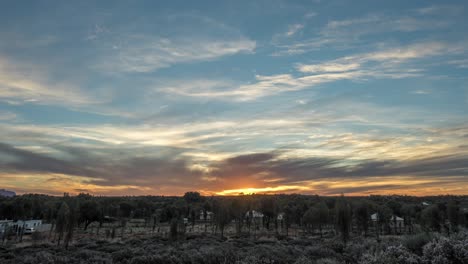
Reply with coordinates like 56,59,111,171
422,236,468,264
361,245,420,264
403,233,433,255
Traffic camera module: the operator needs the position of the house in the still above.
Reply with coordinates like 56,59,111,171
0,220,43,234
199,210,214,221
389,215,405,229
422,202,430,206
0,220,14,233
245,210,264,219
371,213,404,229
15,220,42,229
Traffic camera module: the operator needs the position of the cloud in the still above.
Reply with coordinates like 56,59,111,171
286,24,304,36
94,15,256,73
1,117,467,195
163,41,461,101
297,62,360,73
0,111,17,121
208,149,468,195
273,10,454,55
416,5,463,16
0,56,96,106
2,139,467,196
411,90,431,95
98,37,255,73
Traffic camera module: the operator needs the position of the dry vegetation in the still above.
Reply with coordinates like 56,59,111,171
0,193,467,263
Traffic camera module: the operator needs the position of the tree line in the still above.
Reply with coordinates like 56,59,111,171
0,192,467,246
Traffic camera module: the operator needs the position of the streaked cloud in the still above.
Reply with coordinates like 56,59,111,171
98,36,255,73
286,24,304,37
273,7,460,55
0,1,467,196
164,41,463,100
94,15,256,73
0,56,96,106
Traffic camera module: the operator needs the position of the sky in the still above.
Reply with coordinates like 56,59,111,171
0,0,467,196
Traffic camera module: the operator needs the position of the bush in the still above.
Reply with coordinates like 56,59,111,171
422,236,468,264
361,245,420,264
403,233,433,255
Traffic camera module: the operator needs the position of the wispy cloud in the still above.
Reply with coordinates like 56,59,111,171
98,36,255,73
297,62,360,73
164,41,462,101
94,15,256,73
0,56,97,107
0,111,17,121
286,24,304,37
273,9,456,56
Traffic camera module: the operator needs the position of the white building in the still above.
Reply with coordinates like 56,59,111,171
15,220,42,229
371,213,404,228
389,215,405,229
0,220,14,233
199,210,214,221
245,210,264,219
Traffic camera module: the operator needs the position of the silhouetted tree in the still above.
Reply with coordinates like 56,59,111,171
55,202,69,246
447,200,460,233
183,192,203,203
64,199,77,249
355,202,369,236
422,205,441,232
335,195,351,244
80,200,101,230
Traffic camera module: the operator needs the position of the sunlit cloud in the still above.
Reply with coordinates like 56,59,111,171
0,56,96,106
162,41,464,101
216,185,311,195
0,1,467,196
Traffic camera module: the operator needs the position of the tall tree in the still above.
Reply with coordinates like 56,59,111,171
421,205,442,232
64,199,77,249
183,192,203,204
260,196,276,230
55,202,70,246
214,200,231,238
447,200,460,233
354,202,369,236
79,200,100,230
316,201,329,238
335,195,351,244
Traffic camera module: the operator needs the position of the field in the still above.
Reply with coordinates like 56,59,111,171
0,193,467,263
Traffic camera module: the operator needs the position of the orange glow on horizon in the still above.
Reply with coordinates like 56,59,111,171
2,172,467,197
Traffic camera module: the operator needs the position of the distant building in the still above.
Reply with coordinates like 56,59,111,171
199,210,214,221
0,189,15,197
245,210,264,219
389,215,405,229
14,220,42,229
0,220,43,235
371,213,404,228
422,202,430,206
0,220,14,233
